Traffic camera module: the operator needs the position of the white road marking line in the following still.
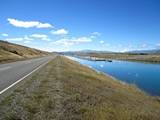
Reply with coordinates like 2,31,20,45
0,66,11,71
0,59,51,95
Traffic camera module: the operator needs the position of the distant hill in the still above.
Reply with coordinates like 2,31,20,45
0,40,50,62
76,50,113,53
127,49,160,54
60,50,114,56
58,49,160,56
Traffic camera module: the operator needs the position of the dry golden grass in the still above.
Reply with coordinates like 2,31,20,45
0,56,160,120
0,40,49,62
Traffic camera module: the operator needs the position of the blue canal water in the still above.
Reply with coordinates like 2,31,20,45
68,56,160,96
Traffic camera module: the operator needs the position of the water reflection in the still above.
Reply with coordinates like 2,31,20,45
67,56,160,96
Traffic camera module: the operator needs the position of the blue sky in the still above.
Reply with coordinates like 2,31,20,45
0,0,160,52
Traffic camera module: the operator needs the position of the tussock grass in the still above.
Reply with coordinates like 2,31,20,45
0,56,160,120
0,40,49,63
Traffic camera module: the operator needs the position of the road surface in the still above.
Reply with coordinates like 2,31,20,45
0,56,54,95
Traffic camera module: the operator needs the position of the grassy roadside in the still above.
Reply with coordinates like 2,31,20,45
0,56,160,120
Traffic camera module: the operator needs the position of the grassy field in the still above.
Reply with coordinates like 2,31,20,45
71,52,160,63
0,56,160,120
0,40,49,63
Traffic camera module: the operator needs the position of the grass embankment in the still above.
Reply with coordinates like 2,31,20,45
0,40,49,63
0,56,160,120
74,52,160,63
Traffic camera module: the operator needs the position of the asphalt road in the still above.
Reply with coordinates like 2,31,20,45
0,56,54,95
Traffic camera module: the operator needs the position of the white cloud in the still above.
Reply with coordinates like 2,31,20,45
141,43,147,48
5,34,50,42
1,33,8,37
6,37,24,41
30,34,50,41
51,37,92,47
90,35,96,39
90,32,101,39
51,29,68,35
7,18,53,28
100,40,104,44
5,35,34,42
24,35,34,40
24,41,31,44
36,23,53,28
120,48,130,53
31,34,48,38
92,32,101,36
41,37,51,41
